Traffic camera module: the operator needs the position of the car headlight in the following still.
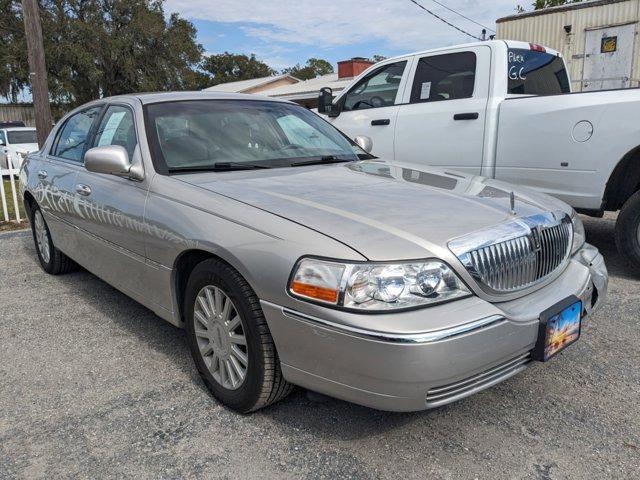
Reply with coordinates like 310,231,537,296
289,257,471,312
570,210,586,255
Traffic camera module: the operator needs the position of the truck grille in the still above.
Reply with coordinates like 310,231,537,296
449,212,573,294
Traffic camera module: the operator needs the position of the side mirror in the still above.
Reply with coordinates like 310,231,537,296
317,87,334,115
85,145,132,177
354,135,373,153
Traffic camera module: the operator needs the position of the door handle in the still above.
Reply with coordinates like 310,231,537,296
453,112,479,121
75,184,92,196
37,170,48,179
371,119,391,126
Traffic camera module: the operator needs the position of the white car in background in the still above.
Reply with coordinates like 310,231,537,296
0,126,38,170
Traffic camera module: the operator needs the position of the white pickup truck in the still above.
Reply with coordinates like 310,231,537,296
318,39,640,270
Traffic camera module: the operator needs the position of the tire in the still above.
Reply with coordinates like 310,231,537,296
184,258,293,413
29,204,76,275
615,190,640,271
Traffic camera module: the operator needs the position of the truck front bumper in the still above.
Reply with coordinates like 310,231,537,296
262,244,608,412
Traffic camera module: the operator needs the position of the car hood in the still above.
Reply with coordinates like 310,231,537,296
178,161,571,261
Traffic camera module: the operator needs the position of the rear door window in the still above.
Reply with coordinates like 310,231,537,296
507,48,570,96
410,52,477,103
52,107,102,163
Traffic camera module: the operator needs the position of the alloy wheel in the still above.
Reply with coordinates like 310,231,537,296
33,210,51,264
193,285,248,390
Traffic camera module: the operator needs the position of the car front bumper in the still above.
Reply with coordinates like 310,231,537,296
262,243,608,412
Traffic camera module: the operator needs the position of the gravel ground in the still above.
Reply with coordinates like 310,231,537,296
1,214,638,479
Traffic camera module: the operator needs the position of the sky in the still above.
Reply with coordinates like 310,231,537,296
165,0,522,71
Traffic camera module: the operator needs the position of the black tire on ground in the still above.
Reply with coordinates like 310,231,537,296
29,204,77,275
184,258,293,413
615,190,640,271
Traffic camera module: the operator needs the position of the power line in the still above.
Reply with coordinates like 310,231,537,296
407,0,481,41
426,0,496,33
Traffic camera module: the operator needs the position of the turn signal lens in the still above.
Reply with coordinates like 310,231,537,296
289,258,344,304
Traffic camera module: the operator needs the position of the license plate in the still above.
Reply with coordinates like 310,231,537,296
533,296,582,362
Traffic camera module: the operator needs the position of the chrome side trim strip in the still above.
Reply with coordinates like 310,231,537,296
281,308,506,344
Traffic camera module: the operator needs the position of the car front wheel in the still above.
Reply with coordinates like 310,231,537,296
184,258,292,412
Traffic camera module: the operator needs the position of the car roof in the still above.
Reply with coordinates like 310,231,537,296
102,91,293,105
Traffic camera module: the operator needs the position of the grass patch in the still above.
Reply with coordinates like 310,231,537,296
1,177,27,226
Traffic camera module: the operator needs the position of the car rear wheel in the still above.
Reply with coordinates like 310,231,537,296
184,258,293,412
30,205,76,275
615,190,640,272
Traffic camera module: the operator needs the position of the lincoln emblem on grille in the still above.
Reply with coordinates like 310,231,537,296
530,226,542,252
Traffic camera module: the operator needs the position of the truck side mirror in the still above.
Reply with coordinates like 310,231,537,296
317,87,334,115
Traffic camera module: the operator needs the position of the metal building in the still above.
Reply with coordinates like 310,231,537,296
496,0,640,91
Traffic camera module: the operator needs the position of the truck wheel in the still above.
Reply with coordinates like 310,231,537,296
615,191,640,271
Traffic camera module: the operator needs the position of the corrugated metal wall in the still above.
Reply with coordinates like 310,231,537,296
0,104,36,126
497,0,640,91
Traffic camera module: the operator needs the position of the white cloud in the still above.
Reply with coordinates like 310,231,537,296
165,0,517,51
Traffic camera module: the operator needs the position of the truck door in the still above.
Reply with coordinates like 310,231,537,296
583,24,636,91
329,59,411,160
393,46,491,175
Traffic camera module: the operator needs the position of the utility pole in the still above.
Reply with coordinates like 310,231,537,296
22,0,52,147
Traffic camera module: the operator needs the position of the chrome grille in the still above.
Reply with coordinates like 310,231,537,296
449,212,573,293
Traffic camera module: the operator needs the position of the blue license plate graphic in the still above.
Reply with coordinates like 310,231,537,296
543,300,582,360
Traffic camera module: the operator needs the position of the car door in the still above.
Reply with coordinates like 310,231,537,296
329,59,412,160
394,46,491,175
72,103,150,297
39,106,103,252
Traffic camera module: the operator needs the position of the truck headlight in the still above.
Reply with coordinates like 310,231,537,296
289,257,471,312
570,210,586,255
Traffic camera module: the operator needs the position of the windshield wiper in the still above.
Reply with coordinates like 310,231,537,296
169,162,271,173
290,156,354,167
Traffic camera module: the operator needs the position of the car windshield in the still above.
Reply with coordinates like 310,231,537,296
7,130,37,144
145,100,367,172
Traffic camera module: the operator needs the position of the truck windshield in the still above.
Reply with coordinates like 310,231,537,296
145,100,367,172
7,130,37,144
507,49,570,96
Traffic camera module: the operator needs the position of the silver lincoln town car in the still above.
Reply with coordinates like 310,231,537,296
20,92,608,413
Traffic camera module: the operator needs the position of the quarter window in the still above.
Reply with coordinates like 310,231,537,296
93,105,138,159
342,61,407,111
52,107,101,162
410,52,476,103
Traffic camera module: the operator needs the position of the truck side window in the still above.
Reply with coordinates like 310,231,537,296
507,49,570,96
342,61,407,111
410,52,476,103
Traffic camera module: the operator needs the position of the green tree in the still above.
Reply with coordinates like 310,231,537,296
0,0,205,107
202,52,275,85
372,54,387,63
282,58,333,81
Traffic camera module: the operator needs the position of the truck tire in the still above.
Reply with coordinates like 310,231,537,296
615,191,640,271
